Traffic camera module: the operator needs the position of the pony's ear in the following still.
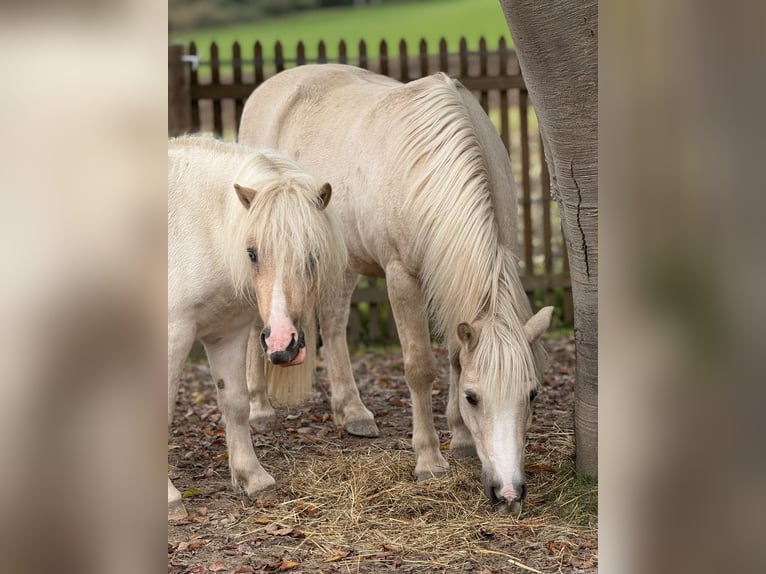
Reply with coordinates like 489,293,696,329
457,322,478,352
524,306,554,343
234,183,256,209
317,182,332,210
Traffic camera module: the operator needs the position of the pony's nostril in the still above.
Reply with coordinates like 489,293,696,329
297,330,306,349
519,483,527,501
260,328,270,353
285,332,298,352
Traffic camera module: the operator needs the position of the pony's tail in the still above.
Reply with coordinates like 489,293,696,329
264,315,316,405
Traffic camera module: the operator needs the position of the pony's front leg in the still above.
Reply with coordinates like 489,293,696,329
318,269,379,437
168,320,196,520
447,358,477,459
386,262,449,481
246,323,275,432
204,327,276,499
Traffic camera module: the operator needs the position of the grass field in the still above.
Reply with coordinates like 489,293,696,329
169,0,512,64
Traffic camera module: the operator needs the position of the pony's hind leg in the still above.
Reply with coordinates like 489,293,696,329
203,326,276,499
386,262,449,481
317,269,379,437
168,321,196,520
246,322,275,432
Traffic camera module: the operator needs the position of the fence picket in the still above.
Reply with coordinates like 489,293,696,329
519,89,533,272
232,42,244,129
399,39,409,82
210,42,223,136
438,38,448,72
254,41,264,84
339,40,347,64
188,42,200,131
379,40,388,75
359,40,368,69
419,39,428,76
479,37,489,113
297,41,306,66
318,40,327,64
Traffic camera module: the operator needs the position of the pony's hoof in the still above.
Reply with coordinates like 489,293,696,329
167,499,188,521
344,419,379,437
415,468,449,482
244,475,277,501
248,484,277,504
249,413,276,433
450,443,478,459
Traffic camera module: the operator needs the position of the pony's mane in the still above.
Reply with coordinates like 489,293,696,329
215,142,347,304
395,76,544,398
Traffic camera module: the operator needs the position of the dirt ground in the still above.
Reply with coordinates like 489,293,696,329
168,335,597,573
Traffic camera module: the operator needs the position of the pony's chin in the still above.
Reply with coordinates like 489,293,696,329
496,499,523,517
279,347,306,368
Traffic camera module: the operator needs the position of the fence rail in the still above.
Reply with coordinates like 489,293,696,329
168,37,572,345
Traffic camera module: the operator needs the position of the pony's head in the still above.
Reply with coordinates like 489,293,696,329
229,152,346,366
452,306,553,513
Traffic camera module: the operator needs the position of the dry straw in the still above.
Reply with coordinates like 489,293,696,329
228,437,597,569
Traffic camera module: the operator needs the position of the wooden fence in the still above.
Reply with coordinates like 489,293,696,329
169,37,572,345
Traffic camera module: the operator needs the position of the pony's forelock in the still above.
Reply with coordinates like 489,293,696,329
223,148,347,305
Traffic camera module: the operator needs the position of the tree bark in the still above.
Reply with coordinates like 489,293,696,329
498,0,598,476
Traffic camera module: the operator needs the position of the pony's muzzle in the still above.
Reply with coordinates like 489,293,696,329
482,471,527,510
262,327,306,365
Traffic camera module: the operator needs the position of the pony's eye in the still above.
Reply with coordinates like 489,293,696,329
247,247,258,264
529,388,539,402
464,390,479,407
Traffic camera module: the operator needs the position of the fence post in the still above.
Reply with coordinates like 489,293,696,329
168,44,192,136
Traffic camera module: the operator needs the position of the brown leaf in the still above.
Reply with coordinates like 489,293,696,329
252,517,271,524
209,561,228,571
234,567,255,574
269,527,294,536
381,544,401,553
525,462,556,473
568,556,583,568
323,549,351,562
279,561,300,571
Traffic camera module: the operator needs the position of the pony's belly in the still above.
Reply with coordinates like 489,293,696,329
348,253,385,278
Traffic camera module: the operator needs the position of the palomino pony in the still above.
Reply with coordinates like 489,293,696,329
167,136,346,519
239,65,553,513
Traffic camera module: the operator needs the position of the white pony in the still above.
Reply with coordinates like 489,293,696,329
168,135,346,519
239,65,553,514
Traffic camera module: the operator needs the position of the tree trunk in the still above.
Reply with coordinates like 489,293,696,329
498,0,598,477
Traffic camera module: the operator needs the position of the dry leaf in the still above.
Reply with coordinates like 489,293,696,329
270,527,294,536
323,549,351,562
279,560,300,571
209,561,227,571
252,516,271,524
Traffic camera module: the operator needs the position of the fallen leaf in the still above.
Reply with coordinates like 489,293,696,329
279,560,300,571
182,488,202,498
234,566,255,574
323,549,351,562
568,556,583,568
209,561,227,571
525,462,556,473
269,527,294,536
382,544,401,553
252,516,271,524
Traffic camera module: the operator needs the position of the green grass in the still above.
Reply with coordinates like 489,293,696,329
170,0,512,64
546,460,598,526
